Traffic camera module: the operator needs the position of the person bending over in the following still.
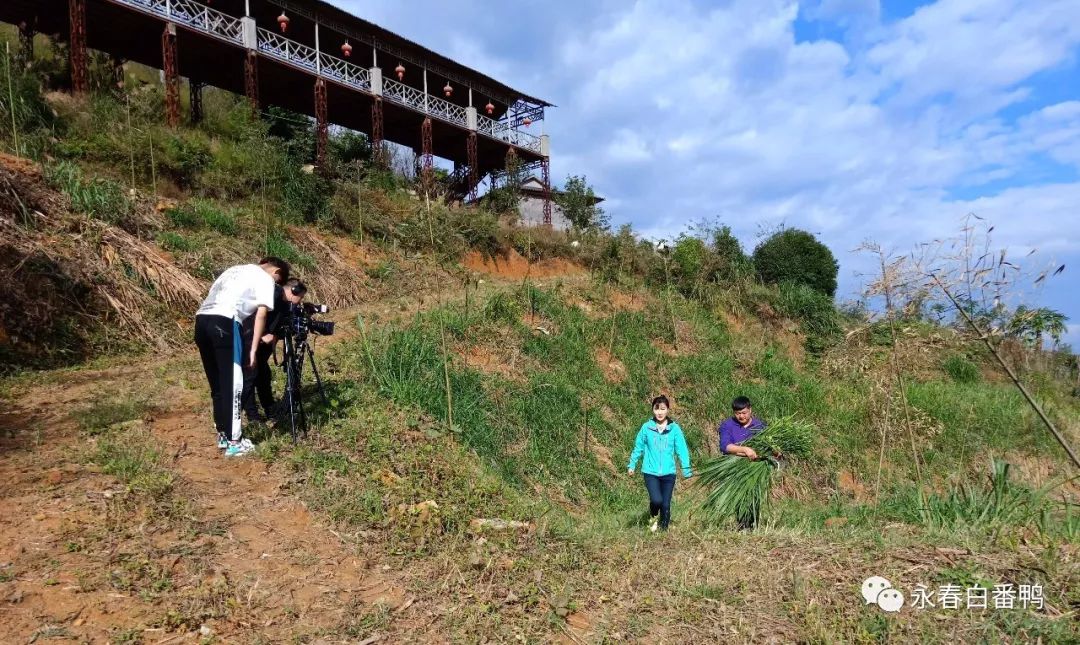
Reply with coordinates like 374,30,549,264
194,256,289,457
241,278,307,423
718,395,767,459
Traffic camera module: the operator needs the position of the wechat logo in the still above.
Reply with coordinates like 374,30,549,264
861,576,904,613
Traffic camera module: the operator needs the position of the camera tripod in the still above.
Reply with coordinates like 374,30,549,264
279,329,328,442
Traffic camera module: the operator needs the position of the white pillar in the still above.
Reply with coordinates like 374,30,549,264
241,17,257,49
541,134,550,157
370,67,382,95
372,46,377,66
423,68,428,112
466,106,477,130
314,23,321,73
244,0,250,16
468,87,473,107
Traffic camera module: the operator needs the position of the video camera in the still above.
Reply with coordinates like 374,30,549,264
287,301,335,339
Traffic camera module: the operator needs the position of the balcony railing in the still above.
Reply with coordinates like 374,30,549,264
107,0,542,153
116,0,244,44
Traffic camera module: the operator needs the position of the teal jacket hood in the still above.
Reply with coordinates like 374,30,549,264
627,419,692,477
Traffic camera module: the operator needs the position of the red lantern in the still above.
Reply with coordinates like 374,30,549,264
395,63,405,81
341,41,352,57
485,101,494,115
443,82,453,98
277,12,289,33
523,117,532,127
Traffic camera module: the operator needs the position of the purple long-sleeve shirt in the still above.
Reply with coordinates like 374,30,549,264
718,416,766,453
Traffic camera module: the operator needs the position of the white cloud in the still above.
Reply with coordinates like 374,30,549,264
327,0,1079,321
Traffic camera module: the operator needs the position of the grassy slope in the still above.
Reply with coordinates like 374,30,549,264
255,278,1079,642
1,39,1077,640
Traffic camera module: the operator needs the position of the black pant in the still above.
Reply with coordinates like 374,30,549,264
643,474,677,529
242,336,275,420
194,314,242,441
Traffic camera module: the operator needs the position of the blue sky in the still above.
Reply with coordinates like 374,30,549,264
333,0,1079,346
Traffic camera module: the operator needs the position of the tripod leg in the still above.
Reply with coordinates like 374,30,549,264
307,345,329,405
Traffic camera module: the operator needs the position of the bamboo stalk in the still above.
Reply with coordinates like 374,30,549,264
931,273,1080,470
6,42,19,156
422,185,454,432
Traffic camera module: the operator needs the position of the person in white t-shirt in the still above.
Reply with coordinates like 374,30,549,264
194,257,290,457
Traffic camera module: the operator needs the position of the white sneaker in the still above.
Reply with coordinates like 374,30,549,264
649,517,659,533
216,434,228,449
225,438,255,457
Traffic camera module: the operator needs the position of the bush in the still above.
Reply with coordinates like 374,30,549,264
774,281,842,355
943,354,980,383
159,133,212,188
752,228,839,296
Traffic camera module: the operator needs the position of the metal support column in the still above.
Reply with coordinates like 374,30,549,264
541,156,552,227
17,20,34,68
421,117,434,191
111,56,126,91
314,79,328,170
68,0,88,93
467,132,479,202
162,24,180,127
505,146,518,189
190,81,205,124
371,97,384,165
243,51,259,116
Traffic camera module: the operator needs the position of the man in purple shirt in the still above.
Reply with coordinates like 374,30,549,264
718,396,766,459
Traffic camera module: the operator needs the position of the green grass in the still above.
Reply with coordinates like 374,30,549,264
263,230,316,270
943,354,981,383
156,230,195,252
93,430,175,499
164,199,237,235
77,398,152,435
43,160,132,224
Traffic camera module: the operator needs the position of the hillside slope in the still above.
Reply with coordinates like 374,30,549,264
1,152,1077,642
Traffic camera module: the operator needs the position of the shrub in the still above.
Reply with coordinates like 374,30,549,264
943,354,980,383
774,281,842,354
159,133,212,188
752,228,839,296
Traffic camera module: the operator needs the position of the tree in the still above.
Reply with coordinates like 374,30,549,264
752,228,839,297
1007,306,1068,351
555,175,608,230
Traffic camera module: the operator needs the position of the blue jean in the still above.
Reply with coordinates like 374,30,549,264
643,474,676,529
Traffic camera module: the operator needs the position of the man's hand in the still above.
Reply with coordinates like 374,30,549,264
742,447,759,460
627,468,635,476
260,333,275,344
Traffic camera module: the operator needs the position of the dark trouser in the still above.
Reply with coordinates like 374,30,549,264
241,337,275,420
643,473,677,529
194,314,242,441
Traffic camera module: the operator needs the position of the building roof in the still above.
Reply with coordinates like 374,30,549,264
265,0,554,109
519,177,604,204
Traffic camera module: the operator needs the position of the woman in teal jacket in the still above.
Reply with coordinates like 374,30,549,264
627,395,692,532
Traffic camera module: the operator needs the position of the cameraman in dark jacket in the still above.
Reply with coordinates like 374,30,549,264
241,278,307,422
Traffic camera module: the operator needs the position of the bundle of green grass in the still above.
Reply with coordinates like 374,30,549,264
697,416,814,527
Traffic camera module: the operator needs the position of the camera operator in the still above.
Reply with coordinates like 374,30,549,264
194,256,290,457
241,278,307,423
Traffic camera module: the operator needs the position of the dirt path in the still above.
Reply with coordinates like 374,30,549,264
0,352,413,643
